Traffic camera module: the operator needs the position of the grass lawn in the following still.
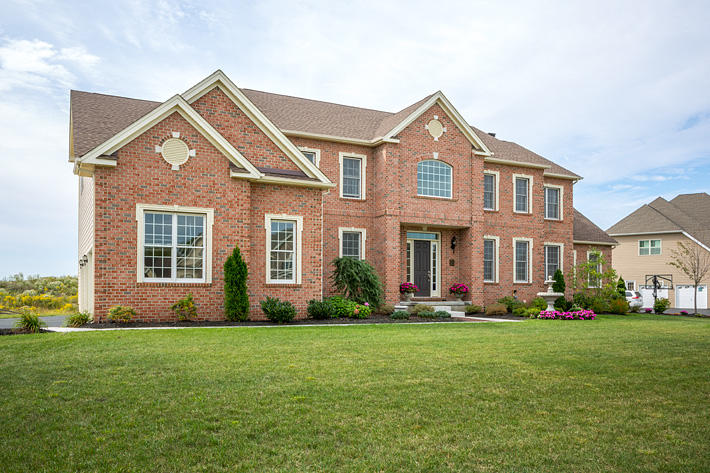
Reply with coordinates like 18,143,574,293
1,315,709,472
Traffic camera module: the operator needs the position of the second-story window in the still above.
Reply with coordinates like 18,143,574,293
299,147,320,167
545,186,561,219
514,176,530,213
417,160,452,198
483,173,497,210
341,156,363,199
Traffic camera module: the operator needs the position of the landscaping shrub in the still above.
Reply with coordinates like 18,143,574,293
589,296,608,315
609,298,629,315
554,296,572,311
171,293,198,321
539,309,596,320
644,308,653,313
527,308,541,319
680,310,689,315
390,310,410,320
512,306,528,317
260,297,296,323
416,311,436,318
307,299,334,319
572,293,590,309
654,298,670,314
552,269,566,293
65,311,91,327
14,307,45,333
326,296,358,318
107,305,136,323
497,296,524,313
464,304,482,314
485,303,508,316
224,245,249,321
410,304,435,315
434,310,451,318
331,257,383,307
530,297,548,310
629,304,641,313
377,303,395,316
616,277,626,298
351,303,372,319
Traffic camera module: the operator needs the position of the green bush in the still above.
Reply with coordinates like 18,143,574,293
434,310,451,318
616,277,626,298
572,293,590,309
554,296,572,311
512,306,528,317
331,257,383,307
326,296,357,318
464,304,482,314
107,305,135,323
260,297,296,323
224,245,249,321
307,300,334,319
527,308,541,319
629,304,640,313
609,298,629,315
171,293,198,321
654,298,670,314
377,303,395,316
416,311,436,318
530,297,548,310
390,310,410,320
14,307,45,333
410,304,435,315
497,296,524,313
485,303,508,316
552,269,566,293
351,303,373,319
589,297,608,315
65,311,91,327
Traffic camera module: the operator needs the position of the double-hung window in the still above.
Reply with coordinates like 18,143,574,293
514,175,531,213
339,228,366,260
483,237,498,283
138,204,213,283
588,251,601,288
544,186,561,220
544,244,562,280
417,160,452,198
639,239,661,255
514,238,532,283
483,172,498,210
266,214,302,284
340,153,365,199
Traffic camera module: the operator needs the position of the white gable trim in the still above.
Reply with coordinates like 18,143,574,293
76,94,262,179
380,91,492,156
182,70,332,186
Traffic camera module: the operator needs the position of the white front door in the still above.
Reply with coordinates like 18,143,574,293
675,285,708,309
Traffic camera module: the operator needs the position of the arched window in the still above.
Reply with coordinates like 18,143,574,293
417,160,452,198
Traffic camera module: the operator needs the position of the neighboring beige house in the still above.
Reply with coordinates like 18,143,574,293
607,193,710,309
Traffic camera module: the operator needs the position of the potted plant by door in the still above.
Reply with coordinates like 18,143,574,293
400,282,418,301
449,283,469,301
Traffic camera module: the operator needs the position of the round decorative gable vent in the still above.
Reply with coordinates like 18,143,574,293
425,117,446,141
161,138,190,169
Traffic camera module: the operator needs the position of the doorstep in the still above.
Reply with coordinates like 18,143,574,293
394,300,467,313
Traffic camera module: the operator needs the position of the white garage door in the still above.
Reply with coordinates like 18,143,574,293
675,285,708,309
640,287,668,308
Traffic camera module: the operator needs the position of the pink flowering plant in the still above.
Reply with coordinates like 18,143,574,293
400,282,418,294
449,283,469,296
538,309,596,320
351,302,372,319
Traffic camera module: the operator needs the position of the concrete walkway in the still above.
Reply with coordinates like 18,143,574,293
46,316,521,333
0,315,67,329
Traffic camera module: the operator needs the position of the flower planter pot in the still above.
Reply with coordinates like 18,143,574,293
402,292,413,302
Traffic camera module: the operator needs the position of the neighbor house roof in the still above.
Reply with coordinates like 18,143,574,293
606,193,710,249
573,209,617,245
69,83,580,179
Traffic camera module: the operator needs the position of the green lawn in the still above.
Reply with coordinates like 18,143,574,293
1,315,709,472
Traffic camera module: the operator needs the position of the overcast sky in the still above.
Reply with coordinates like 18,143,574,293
1,0,709,277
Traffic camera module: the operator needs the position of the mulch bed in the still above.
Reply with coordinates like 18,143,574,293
80,314,482,329
0,328,51,336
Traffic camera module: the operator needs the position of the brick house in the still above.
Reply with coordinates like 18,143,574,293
70,70,611,321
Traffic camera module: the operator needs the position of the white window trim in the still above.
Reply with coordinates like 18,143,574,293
626,280,636,291
483,170,499,211
513,237,533,283
298,146,321,167
512,173,533,214
638,239,662,256
587,250,602,288
543,242,564,280
135,203,214,283
543,184,564,220
339,152,367,200
483,235,500,283
338,227,367,259
416,159,453,199
265,214,303,284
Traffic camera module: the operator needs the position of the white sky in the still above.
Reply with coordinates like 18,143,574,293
1,0,709,277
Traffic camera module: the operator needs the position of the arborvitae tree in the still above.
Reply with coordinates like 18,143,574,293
224,245,249,321
552,268,566,293
616,277,626,298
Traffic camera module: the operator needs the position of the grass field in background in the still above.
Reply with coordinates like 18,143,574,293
1,314,708,472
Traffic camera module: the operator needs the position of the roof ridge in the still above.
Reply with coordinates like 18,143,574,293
241,88,396,115
646,200,691,232
71,89,161,104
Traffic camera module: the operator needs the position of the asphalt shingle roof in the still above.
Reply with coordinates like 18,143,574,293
573,209,617,244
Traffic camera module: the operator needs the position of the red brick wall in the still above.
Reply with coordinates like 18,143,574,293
93,110,322,321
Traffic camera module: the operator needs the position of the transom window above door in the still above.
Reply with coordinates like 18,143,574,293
417,160,452,198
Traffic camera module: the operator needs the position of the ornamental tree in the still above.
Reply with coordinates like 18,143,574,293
668,241,710,315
